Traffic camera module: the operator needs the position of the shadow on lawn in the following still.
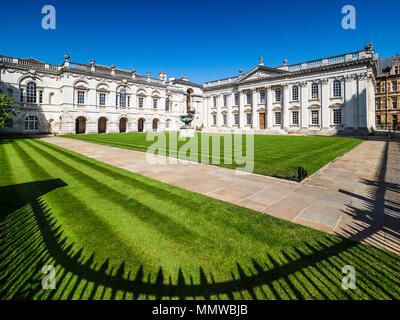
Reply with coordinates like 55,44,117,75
1,135,400,300
1,179,400,300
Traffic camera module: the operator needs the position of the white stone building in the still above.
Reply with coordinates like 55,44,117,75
0,45,378,135
0,54,201,134
202,44,378,135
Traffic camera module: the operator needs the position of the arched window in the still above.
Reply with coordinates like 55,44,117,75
26,82,37,103
292,86,299,101
25,116,39,131
333,80,341,97
165,119,171,129
311,83,319,99
6,88,13,97
120,89,126,107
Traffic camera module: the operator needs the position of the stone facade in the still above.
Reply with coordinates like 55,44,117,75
375,56,400,131
0,46,378,136
0,54,202,134
202,44,378,136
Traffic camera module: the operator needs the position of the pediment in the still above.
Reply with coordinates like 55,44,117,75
239,66,287,82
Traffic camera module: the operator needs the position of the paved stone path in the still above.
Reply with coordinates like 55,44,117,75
40,136,400,254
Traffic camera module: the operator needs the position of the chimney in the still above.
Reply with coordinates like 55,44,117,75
158,72,166,83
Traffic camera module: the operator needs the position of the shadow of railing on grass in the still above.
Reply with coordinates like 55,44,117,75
1,178,400,300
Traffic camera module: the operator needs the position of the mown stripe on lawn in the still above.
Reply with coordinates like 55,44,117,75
23,139,208,246
34,139,297,247
10,140,152,267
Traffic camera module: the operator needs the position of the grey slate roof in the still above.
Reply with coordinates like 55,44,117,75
380,57,394,73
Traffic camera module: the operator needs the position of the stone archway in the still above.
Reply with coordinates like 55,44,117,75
138,118,145,132
119,117,127,133
75,116,86,134
98,117,107,133
152,118,159,131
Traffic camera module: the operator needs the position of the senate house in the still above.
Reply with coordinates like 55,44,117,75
0,43,381,136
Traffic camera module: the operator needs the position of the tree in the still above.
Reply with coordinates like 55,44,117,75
0,94,20,127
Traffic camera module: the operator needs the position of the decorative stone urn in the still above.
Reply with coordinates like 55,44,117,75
179,114,195,138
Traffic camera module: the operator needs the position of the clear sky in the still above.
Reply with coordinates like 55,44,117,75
1,0,399,83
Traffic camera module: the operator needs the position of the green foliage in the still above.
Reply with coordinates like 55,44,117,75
0,94,19,128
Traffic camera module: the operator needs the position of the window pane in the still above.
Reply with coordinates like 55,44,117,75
260,90,265,103
77,91,85,104
99,93,106,105
275,89,281,102
246,113,251,125
333,81,341,97
120,90,126,107
292,111,299,125
275,112,281,125
312,83,319,99
292,86,299,101
234,93,239,106
333,109,342,124
27,82,37,103
312,110,319,124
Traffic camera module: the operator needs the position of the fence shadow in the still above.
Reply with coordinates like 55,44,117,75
1,177,400,300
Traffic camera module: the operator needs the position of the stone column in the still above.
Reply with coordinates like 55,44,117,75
252,88,257,129
266,86,273,129
300,82,308,129
282,83,289,129
357,73,368,130
321,79,329,129
239,90,245,128
344,75,356,129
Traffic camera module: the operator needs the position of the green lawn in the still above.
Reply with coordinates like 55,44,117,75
61,132,363,180
1,135,399,300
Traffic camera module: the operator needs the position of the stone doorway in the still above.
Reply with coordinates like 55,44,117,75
138,118,145,132
98,117,107,133
75,116,86,134
259,113,265,129
119,118,127,133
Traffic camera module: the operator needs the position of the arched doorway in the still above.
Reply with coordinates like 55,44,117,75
138,118,145,132
119,117,127,133
152,119,159,131
98,117,107,133
75,116,86,134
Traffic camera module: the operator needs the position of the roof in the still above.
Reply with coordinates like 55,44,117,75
379,57,394,73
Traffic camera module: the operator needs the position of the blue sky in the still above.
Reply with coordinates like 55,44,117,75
1,0,399,83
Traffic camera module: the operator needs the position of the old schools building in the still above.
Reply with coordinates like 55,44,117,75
0,44,378,135
375,55,400,131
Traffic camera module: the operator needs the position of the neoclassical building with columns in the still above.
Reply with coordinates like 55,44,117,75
202,44,378,135
0,44,378,135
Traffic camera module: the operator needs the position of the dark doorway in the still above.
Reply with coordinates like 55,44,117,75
98,117,107,133
119,118,127,133
138,118,145,132
75,117,86,134
152,119,159,131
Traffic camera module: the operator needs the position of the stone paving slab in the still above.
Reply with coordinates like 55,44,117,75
40,136,400,255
